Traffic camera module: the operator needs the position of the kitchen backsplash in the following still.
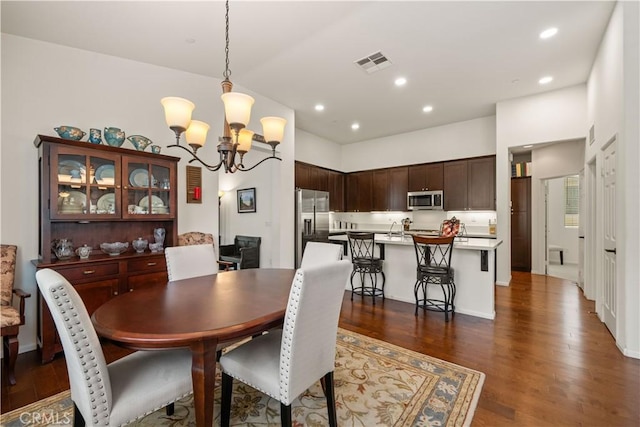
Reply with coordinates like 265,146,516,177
330,210,497,234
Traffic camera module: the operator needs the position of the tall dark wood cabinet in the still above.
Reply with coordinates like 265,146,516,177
33,135,179,363
511,177,531,271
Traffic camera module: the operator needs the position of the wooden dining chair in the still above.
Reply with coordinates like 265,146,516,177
220,260,352,427
36,268,193,426
300,242,343,269
1,244,31,386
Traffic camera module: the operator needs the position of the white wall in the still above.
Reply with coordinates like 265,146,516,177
0,34,295,354
585,1,639,358
530,140,585,273
341,116,496,172
547,177,579,265
295,128,342,171
495,85,587,285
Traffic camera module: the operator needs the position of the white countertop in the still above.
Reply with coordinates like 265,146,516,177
329,233,502,250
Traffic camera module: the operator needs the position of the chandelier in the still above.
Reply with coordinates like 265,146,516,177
161,0,286,173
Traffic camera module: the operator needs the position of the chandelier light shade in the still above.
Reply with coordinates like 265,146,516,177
161,0,286,173
185,120,210,152
260,117,287,144
236,129,254,153
221,93,254,129
161,97,195,132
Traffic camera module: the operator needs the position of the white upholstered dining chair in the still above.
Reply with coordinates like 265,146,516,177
300,242,343,268
36,268,193,427
219,260,352,427
165,244,218,281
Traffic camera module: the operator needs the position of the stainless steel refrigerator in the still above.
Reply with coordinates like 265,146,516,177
295,189,330,267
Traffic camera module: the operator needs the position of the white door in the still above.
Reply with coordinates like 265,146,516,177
602,139,617,335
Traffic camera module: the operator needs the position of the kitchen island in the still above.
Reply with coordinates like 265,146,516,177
329,233,502,319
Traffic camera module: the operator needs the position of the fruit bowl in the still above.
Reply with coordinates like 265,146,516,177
100,241,129,256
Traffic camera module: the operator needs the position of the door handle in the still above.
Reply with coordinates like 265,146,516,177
604,248,616,254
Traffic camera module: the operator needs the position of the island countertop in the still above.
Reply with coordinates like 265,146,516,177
329,233,502,250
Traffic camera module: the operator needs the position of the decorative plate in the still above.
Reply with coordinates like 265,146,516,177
58,190,87,210
95,164,115,183
58,159,85,176
138,195,165,208
129,168,154,187
97,193,116,212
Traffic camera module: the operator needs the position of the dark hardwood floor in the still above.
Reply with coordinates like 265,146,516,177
2,271,639,425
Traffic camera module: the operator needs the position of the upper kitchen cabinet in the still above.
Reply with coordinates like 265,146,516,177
443,156,495,211
328,170,344,212
345,171,372,212
408,163,444,192
372,167,408,211
467,156,496,210
295,162,312,189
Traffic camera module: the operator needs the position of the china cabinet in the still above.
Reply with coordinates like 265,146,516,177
33,135,179,362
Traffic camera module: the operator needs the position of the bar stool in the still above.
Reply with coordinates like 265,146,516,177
347,232,385,304
412,235,456,321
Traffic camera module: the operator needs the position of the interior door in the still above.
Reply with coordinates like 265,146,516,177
578,169,585,289
602,139,617,335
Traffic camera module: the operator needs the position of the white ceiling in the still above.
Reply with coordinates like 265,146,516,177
1,1,615,144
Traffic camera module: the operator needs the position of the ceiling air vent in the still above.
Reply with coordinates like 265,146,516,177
354,51,392,74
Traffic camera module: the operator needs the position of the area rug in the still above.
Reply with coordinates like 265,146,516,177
1,328,484,426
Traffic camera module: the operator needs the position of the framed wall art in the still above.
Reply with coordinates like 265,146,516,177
237,187,256,213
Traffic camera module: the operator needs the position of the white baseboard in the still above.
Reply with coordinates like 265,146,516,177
495,281,510,287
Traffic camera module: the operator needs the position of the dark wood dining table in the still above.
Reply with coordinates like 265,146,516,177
91,268,296,427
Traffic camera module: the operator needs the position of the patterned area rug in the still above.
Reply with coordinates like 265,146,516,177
1,328,484,426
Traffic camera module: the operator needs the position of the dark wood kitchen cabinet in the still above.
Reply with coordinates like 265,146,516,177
295,162,312,189
33,135,178,363
328,170,344,211
443,156,495,211
467,156,496,210
408,163,443,192
346,171,372,212
388,167,408,211
511,177,531,271
372,169,389,211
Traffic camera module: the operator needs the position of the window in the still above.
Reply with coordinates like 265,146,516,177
564,175,579,227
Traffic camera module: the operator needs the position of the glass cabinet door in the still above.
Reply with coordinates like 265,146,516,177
51,146,120,219
122,157,173,218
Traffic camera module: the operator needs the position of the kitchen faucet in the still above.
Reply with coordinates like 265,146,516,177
388,221,404,237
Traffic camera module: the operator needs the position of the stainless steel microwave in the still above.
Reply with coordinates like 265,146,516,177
407,190,444,210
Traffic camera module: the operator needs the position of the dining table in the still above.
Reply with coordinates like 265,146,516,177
91,268,296,427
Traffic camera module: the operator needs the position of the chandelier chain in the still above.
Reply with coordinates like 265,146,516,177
223,0,231,79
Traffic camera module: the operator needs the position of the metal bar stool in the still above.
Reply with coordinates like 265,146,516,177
347,232,385,304
412,235,456,321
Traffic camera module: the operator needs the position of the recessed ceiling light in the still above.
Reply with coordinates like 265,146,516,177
394,77,407,87
422,105,433,113
539,76,553,85
539,27,558,39
185,38,196,44
351,123,360,131
314,104,325,112
523,145,533,148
